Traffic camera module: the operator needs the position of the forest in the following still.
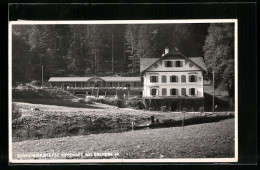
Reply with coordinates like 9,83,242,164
12,23,234,97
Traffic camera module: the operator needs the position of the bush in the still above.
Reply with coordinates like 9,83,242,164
78,98,94,104
91,97,125,108
12,103,22,120
125,98,145,110
30,80,41,86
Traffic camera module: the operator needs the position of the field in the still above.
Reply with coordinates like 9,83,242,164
12,118,234,159
11,87,235,160
12,101,233,142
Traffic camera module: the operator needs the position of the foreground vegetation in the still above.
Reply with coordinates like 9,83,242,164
12,101,234,142
12,118,235,159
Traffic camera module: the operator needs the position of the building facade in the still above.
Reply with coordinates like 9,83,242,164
140,49,207,111
48,76,142,98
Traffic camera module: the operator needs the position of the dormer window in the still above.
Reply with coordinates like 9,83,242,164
175,61,183,67
165,61,173,67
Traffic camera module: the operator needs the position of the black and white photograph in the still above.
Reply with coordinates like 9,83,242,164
9,20,237,163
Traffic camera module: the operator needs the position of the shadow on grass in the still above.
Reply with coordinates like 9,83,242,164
135,114,234,130
13,98,104,109
204,93,232,111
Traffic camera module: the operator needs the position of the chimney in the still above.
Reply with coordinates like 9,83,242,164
165,47,169,54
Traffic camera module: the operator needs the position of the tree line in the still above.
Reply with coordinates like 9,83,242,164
12,23,234,97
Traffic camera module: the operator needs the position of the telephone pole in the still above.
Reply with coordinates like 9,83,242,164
212,70,215,114
42,65,43,87
112,32,114,73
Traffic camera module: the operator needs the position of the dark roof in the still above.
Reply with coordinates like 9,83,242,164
140,53,207,72
48,77,141,82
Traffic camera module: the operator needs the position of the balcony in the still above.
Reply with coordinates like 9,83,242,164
66,87,143,91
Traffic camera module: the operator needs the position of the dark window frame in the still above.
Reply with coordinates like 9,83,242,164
189,75,197,82
170,75,178,83
151,88,158,96
165,61,173,67
171,88,178,95
175,60,183,67
150,76,158,83
189,88,196,95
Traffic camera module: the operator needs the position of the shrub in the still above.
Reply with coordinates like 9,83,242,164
30,80,41,86
91,97,125,108
12,103,22,120
125,98,145,110
79,98,94,104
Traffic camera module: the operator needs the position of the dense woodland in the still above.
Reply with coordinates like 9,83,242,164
12,23,234,97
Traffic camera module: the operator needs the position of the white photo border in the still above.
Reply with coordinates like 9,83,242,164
9,19,238,163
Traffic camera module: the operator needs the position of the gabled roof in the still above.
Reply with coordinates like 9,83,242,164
49,77,91,82
189,57,207,71
140,53,207,72
48,77,141,82
140,58,160,72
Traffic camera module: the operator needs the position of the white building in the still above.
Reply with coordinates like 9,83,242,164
140,48,207,111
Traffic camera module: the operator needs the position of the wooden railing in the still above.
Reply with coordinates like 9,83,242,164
67,87,143,91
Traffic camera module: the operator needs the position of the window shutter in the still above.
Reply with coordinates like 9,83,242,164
150,76,152,82
176,76,178,82
156,76,158,82
180,61,183,67
182,88,186,95
164,61,167,67
162,76,166,83
181,75,186,82
189,88,191,95
164,88,167,95
195,76,197,82
176,89,179,95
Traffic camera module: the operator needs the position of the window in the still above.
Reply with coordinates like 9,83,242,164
189,88,196,95
181,88,186,96
189,75,197,82
162,75,167,83
150,76,158,83
175,61,183,67
151,89,158,96
165,61,173,67
124,83,130,87
171,88,178,95
170,75,178,82
76,82,81,87
162,88,167,96
181,75,186,83
109,82,113,87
